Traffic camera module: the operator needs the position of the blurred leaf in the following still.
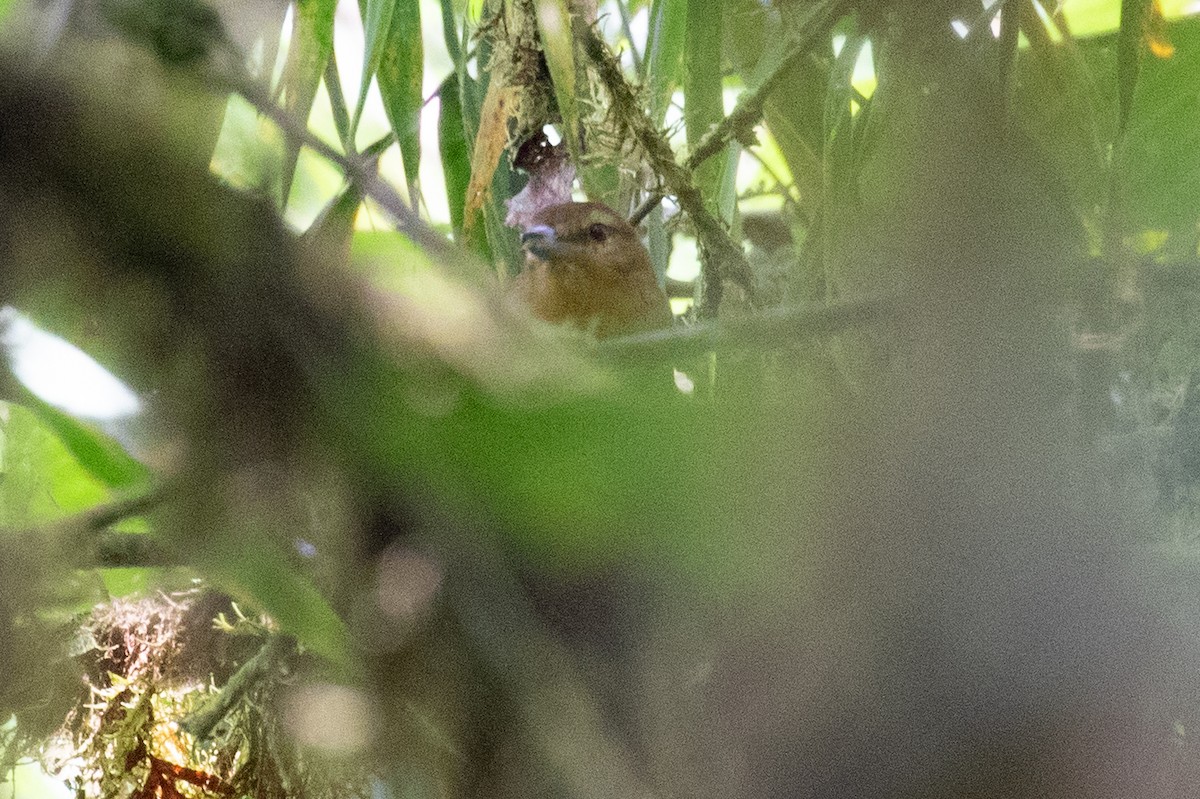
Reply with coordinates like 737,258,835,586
439,75,472,240
1013,20,1107,222
1117,0,1149,139
822,32,866,270
99,567,157,598
999,0,1020,99
203,535,352,668
439,0,464,65
375,0,424,200
1114,15,1200,236
645,0,686,126
279,0,337,202
0,403,112,529
21,401,149,492
1063,0,1141,37
304,180,365,259
98,0,225,65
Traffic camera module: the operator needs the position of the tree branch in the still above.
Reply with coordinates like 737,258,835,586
598,294,901,361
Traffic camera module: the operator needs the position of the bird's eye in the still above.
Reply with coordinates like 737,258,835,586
587,223,608,242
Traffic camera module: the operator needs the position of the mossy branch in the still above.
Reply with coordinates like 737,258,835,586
579,25,754,315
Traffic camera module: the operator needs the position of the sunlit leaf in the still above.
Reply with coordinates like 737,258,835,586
1115,15,1200,236
0,403,112,528
279,0,337,202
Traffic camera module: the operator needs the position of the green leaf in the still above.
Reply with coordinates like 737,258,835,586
20,400,150,491
304,181,365,258
1114,15,1200,237
684,0,724,207
324,50,352,148
0,403,112,529
998,0,1020,100
1117,0,1148,139
1014,24,1108,223
279,0,338,202
645,0,687,126
439,75,471,240
439,0,464,65
535,0,587,181
352,0,398,138
375,0,425,200
205,535,353,668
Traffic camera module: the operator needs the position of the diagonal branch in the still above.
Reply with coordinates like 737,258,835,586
580,25,754,315
629,0,849,225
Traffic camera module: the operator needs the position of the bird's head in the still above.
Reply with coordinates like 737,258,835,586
512,201,671,337
519,202,652,276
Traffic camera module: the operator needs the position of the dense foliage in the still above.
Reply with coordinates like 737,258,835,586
3,1,1200,797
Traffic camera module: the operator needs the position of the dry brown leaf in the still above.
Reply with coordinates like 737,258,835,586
463,78,523,236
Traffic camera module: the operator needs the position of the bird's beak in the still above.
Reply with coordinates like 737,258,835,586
520,225,558,259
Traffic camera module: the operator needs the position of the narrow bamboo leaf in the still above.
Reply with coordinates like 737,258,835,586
822,34,867,275
460,35,520,272
645,0,686,125
324,51,352,149
352,0,397,138
280,0,337,203
533,0,619,205
684,0,725,208
439,75,471,240
535,0,584,168
1117,0,1149,139
439,0,463,66
375,0,424,201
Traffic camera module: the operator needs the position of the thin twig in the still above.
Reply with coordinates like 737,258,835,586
630,0,848,229
684,0,849,172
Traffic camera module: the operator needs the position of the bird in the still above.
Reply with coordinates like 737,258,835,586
512,201,673,338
